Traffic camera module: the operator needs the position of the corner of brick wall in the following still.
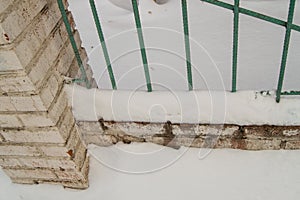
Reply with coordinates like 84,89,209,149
0,0,96,189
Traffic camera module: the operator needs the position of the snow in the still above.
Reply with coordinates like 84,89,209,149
1,143,300,200
65,84,300,125
68,0,300,91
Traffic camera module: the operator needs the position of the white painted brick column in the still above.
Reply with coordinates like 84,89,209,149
0,0,96,189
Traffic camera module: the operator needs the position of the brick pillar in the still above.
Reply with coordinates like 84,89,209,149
0,0,95,189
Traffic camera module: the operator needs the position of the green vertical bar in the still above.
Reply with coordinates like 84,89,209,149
232,0,239,92
181,0,193,90
276,0,296,103
131,0,152,92
57,0,91,88
89,0,117,90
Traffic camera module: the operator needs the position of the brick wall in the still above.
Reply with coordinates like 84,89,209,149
77,121,300,150
0,0,96,189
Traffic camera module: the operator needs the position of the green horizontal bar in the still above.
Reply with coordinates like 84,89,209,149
291,24,300,32
281,91,300,95
201,0,233,10
200,0,300,32
239,8,286,27
57,0,91,89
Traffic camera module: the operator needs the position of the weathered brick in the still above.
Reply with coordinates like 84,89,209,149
0,0,47,44
54,156,89,184
0,133,4,142
19,157,76,170
66,126,80,150
38,5,62,39
39,73,62,108
245,139,281,150
77,121,103,133
0,50,23,71
48,91,69,125
73,140,87,170
0,157,21,168
0,114,23,127
0,11,72,76
57,107,75,140
56,39,75,75
66,126,87,169
0,96,16,111
1,128,64,144
10,95,46,112
61,158,89,189
14,31,41,68
67,57,79,78
10,178,39,185
3,168,56,180
48,72,63,98
0,0,13,14
19,113,55,127
0,145,40,156
27,20,69,88
54,170,85,181
0,75,36,94
66,31,85,78
27,51,51,86
10,178,37,185
40,146,69,157
83,134,116,146
285,141,300,150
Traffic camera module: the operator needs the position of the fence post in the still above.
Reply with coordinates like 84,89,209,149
57,0,91,88
89,0,117,90
232,0,239,92
276,0,296,102
131,0,152,92
181,0,193,90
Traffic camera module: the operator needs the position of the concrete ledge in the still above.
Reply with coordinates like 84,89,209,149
77,120,300,150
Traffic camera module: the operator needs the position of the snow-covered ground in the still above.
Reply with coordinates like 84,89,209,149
1,143,300,200
69,0,300,91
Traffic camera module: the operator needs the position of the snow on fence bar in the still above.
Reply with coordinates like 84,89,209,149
57,0,300,102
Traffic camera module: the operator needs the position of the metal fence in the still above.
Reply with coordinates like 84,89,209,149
57,0,300,102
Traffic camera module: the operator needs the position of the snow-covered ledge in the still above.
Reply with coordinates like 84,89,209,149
66,84,300,150
66,84,300,126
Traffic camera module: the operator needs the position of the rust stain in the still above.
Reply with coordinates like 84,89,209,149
4,33,9,41
67,149,74,158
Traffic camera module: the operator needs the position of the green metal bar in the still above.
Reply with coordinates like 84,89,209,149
181,0,193,90
200,0,233,10
200,0,300,33
57,0,91,88
232,0,239,92
72,78,85,83
291,24,300,32
131,0,152,92
239,8,286,27
281,91,300,95
89,0,117,90
276,0,296,103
